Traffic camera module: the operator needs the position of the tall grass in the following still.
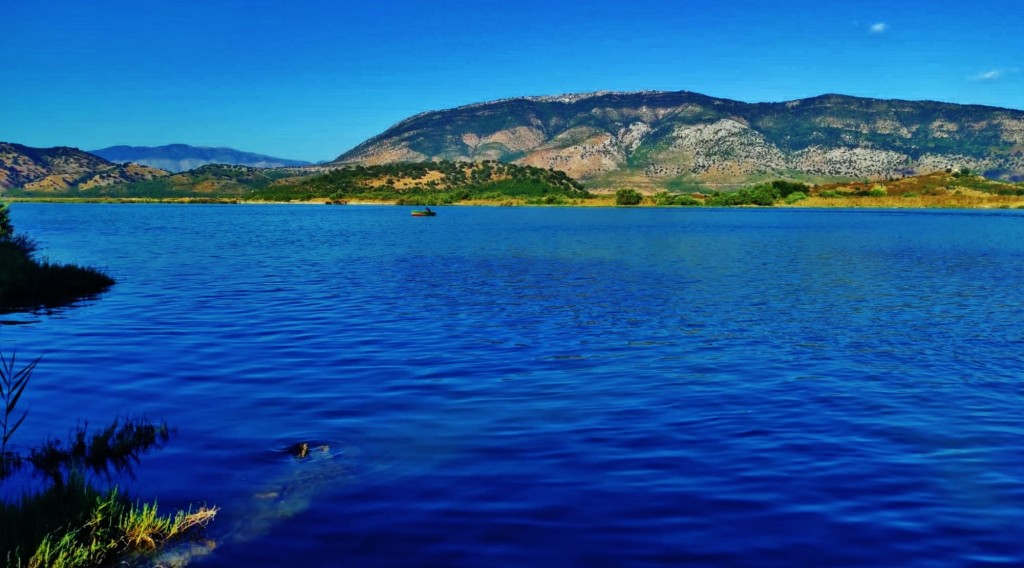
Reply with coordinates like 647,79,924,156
1,352,38,472
3,474,217,568
0,354,217,567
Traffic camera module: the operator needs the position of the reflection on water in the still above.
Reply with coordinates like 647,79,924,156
7,204,1024,567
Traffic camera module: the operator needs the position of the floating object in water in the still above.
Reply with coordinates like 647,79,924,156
286,442,330,459
289,442,309,458
411,209,436,217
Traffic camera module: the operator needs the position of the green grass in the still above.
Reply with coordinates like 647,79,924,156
2,474,217,568
1,354,217,568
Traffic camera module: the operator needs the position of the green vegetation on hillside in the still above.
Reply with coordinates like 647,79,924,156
248,161,589,204
95,165,299,199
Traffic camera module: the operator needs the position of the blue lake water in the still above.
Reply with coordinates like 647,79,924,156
4,203,1024,566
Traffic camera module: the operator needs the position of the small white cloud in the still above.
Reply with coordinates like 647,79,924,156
869,22,888,34
975,69,1003,81
972,68,1019,81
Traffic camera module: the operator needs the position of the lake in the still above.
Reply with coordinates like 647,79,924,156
5,203,1024,566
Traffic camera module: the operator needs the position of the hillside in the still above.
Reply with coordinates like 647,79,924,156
57,161,586,204
70,164,307,199
335,91,1024,190
91,144,312,172
251,161,588,204
0,143,167,191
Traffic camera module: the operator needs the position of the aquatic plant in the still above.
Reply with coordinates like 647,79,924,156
0,354,217,567
1,352,39,475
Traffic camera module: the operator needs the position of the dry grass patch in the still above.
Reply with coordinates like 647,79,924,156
793,194,1024,209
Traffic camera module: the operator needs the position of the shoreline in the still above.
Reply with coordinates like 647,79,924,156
5,195,1024,210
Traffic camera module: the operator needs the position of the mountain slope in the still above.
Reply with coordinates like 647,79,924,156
0,143,167,191
335,91,1024,189
91,144,311,173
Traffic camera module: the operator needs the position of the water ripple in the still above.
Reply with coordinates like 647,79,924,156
6,204,1024,566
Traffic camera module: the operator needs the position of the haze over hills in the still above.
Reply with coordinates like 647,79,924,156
335,90,1024,190
0,142,166,191
91,144,312,173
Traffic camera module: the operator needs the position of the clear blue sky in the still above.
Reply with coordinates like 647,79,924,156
2,0,1021,162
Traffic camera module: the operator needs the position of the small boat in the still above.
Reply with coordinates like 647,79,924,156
411,209,436,217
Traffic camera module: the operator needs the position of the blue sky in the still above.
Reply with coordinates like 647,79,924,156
2,0,1021,162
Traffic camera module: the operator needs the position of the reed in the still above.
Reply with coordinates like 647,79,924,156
0,352,39,473
0,353,217,567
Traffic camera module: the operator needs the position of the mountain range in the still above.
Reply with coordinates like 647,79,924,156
0,143,165,191
335,90,1024,189
90,144,312,173
5,91,1024,194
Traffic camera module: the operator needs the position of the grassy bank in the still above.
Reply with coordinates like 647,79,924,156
2,473,216,568
0,204,114,312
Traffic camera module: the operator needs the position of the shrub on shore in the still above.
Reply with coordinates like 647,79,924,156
615,189,643,205
785,191,808,204
705,184,780,206
0,204,114,312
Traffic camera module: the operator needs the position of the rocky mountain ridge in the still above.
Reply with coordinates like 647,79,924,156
335,91,1024,189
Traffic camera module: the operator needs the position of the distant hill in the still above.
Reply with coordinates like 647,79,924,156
248,161,588,204
77,164,307,199
90,144,312,173
57,161,587,204
0,142,166,191
335,91,1024,190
